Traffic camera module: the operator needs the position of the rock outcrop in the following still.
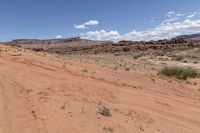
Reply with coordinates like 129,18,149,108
4,37,200,54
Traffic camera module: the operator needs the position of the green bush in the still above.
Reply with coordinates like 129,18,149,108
175,56,184,61
98,106,112,117
159,67,199,80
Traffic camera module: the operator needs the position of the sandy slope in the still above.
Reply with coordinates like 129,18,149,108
0,45,200,133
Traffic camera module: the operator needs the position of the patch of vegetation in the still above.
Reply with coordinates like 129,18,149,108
61,104,65,109
172,45,189,51
133,54,143,59
125,67,130,71
32,48,44,52
103,127,114,133
154,52,165,57
98,106,112,117
159,67,199,80
193,61,198,64
158,57,165,61
81,68,88,73
174,56,184,61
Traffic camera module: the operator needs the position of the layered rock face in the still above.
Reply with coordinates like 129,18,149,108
4,37,200,54
176,33,200,40
5,37,111,50
45,37,200,54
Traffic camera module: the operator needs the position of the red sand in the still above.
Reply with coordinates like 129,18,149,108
0,45,200,133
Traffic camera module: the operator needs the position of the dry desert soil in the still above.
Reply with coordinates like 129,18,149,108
0,44,200,133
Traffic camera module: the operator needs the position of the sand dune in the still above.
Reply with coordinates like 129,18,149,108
0,45,200,133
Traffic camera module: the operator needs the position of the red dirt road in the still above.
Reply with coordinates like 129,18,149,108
0,45,200,133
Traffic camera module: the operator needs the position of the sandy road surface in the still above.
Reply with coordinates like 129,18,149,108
0,45,200,133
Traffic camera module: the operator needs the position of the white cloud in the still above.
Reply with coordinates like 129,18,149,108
80,11,200,41
74,24,88,29
176,13,185,17
164,11,180,23
81,30,120,41
56,35,63,39
84,20,99,26
122,19,200,41
74,20,99,29
150,17,156,23
164,11,186,23
163,17,180,23
185,12,199,19
167,11,176,17
186,14,195,19
81,19,200,42
166,11,185,18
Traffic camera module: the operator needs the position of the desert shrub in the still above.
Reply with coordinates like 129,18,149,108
159,67,199,80
172,45,188,51
99,106,112,117
125,67,130,71
175,56,184,61
154,52,165,56
32,48,44,52
103,127,114,133
81,68,88,73
193,61,198,64
133,54,143,59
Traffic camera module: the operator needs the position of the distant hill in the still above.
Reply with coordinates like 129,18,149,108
176,33,200,40
3,35,200,53
4,37,112,50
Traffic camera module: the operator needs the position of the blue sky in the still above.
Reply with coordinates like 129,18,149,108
1,0,200,41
